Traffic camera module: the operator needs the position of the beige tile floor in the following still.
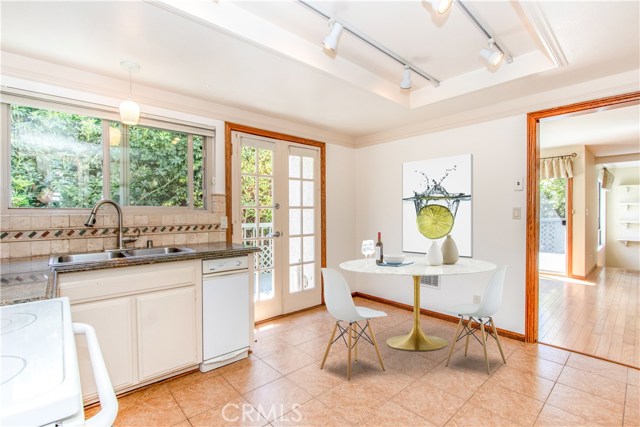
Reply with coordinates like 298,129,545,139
86,298,639,426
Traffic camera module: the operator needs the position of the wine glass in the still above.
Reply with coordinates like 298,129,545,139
361,240,375,262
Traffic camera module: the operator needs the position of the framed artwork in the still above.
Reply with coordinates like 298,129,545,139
402,154,472,256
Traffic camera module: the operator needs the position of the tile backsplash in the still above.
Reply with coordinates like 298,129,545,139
0,195,227,259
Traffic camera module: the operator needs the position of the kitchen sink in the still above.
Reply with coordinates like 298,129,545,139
126,247,194,257
49,247,195,266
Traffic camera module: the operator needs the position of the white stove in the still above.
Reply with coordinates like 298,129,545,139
1,298,117,426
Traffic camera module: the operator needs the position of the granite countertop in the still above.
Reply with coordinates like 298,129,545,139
0,243,259,306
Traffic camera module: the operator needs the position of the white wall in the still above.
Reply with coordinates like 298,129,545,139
353,115,527,334
605,166,640,270
584,148,599,274
325,143,358,290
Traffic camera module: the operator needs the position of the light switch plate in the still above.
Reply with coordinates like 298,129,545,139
514,178,524,191
220,216,228,229
512,207,521,220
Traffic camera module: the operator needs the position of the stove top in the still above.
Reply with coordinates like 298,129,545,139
0,298,82,426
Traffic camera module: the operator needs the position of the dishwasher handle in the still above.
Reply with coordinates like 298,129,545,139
73,322,118,427
203,269,249,277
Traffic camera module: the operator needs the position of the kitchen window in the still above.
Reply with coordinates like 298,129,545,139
4,102,211,210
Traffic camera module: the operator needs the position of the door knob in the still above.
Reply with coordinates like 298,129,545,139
268,231,282,238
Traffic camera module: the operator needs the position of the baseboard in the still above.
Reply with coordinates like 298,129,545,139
354,292,525,342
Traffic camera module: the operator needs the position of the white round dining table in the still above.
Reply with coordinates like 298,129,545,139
339,257,496,351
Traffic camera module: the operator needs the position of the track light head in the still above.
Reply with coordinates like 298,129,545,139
428,0,453,14
400,65,412,89
480,39,504,67
322,21,344,52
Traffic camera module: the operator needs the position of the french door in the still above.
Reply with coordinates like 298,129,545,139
231,132,321,321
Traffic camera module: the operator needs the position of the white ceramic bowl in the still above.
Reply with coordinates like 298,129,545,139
385,254,405,264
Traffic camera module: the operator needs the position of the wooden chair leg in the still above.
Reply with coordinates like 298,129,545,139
490,317,507,363
347,322,353,380
464,318,471,357
446,316,463,367
354,323,358,362
368,320,385,371
480,320,490,375
321,322,338,370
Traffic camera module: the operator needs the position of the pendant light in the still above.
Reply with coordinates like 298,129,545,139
427,0,453,14
119,61,141,125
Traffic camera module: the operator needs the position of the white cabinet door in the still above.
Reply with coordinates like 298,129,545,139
71,297,135,398
136,286,198,381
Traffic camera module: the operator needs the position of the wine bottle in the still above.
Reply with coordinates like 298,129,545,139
375,232,384,264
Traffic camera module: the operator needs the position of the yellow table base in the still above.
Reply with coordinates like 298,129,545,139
386,275,448,351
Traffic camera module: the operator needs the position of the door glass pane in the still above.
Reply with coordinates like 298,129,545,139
241,208,257,239
241,176,256,206
241,146,256,174
289,155,301,178
289,180,301,207
303,236,314,262
289,237,301,264
258,149,273,175
259,209,273,237
302,181,314,207
302,209,314,235
289,209,301,236
258,177,272,206
302,157,314,179
303,263,315,290
290,265,301,293
259,239,274,270
258,270,274,300
539,178,567,273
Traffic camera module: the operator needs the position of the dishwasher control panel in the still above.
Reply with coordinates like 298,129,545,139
203,256,249,274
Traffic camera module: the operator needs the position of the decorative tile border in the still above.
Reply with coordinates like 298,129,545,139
0,223,221,242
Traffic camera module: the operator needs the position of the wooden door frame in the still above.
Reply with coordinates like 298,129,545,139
525,91,640,343
224,122,327,302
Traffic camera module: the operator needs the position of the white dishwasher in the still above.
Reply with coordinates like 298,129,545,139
200,256,251,373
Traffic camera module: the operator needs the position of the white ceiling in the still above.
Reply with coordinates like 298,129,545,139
1,0,639,144
540,104,640,157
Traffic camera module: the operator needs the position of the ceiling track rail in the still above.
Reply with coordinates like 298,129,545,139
455,0,513,63
297,0,441,87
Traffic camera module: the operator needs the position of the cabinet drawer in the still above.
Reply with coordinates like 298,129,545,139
59,260,198,302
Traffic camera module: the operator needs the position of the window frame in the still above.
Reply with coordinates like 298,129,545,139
1,96,215,214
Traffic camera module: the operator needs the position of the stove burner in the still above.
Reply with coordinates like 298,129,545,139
1,313,37,335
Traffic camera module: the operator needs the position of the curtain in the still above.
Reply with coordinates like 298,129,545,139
541,157,573,179
599,168,614,190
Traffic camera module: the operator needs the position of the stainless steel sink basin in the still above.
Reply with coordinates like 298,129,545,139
53,251,128,264
49,247,195,266
126,247,195,257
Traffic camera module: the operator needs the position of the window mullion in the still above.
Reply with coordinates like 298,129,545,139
121,125,130,205
187,134,194,209
101,120,110,200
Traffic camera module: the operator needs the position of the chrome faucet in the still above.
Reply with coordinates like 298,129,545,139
85,199,129,250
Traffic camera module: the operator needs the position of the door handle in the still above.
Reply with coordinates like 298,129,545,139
268,231,282,238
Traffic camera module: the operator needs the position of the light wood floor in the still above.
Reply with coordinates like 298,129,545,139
539,267,640,368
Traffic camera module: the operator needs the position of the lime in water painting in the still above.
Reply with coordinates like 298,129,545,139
402,154,472,257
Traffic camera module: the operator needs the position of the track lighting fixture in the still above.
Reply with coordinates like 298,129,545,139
479,39,504,67
400,66,412,89
119,61,141,125
427,0,453,14
322,21,343,52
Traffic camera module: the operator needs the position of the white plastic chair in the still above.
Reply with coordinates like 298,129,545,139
320,268,386,380
445,266,508,375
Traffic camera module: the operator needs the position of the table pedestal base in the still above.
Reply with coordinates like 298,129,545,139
387,329,448,351
386,275,448,351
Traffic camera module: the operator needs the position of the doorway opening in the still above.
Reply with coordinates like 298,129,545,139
225,123,326,322
526,92,640,369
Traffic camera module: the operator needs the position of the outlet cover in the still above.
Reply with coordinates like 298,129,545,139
473,295,481,304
